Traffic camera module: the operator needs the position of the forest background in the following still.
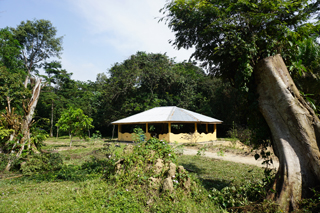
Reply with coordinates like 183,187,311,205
1,18,320,148
2,1,320,211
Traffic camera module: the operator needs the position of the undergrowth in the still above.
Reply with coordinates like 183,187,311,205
0,137,220,212
2,135,319,212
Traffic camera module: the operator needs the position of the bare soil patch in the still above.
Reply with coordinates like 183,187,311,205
182,140,279,169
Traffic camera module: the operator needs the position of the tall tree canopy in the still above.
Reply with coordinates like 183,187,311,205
162,0,320,90
163,0,320,211
11,19,63,87
97,52,209,134
0,19,63,171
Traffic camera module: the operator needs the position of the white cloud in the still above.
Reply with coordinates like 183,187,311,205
61,56,105,82
68,0,194,62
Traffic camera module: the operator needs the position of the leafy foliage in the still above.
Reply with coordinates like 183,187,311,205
20,152,63,175
91,130,102,141
162,0,320,148
99,52,206,127
104,137,177,180
132,127,146,143
0,19,64,171
56,107,94,146
11,19,63,75
291,37,320,115
227,121,252,145
30,127,49,151
0,28,23,72
162,0,320,90
209,177,273,209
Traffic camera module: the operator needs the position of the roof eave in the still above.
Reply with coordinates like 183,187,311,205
111,121,223,125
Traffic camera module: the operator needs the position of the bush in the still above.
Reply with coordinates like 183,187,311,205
104,137,177,181
91,130,102,141
21,152,63,175
132,128,146,143
209,181,267,208
227,122,252,145
0,153,21,172
208,168,276,211
298,188,320,212
30,128,49,151
0,153,10,171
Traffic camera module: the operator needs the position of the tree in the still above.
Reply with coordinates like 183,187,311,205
163,0,320,211
11,19,63,87
56,107,94,147
0,28,25,112
0,28,23,73
291,37,320,114
0,19,63,170
98,51,206,135
38,61,73,137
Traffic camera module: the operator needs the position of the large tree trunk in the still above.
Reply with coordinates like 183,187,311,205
5,78,42,171
255,54,320,212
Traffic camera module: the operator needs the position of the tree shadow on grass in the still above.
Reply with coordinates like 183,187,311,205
180,162,231,191
6,158,108,184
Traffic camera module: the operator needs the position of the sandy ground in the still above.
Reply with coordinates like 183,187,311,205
183,147,279,169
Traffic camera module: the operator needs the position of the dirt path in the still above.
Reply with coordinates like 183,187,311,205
183,148,279,169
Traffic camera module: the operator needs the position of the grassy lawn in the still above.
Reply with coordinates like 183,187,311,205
0,137,269,212
178,155,264,191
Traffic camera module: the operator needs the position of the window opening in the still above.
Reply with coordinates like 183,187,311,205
148,123,168,138
171,123,195,134
120,124,146,134
198,124,207,133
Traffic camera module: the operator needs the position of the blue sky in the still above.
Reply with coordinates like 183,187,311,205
0,0,194,82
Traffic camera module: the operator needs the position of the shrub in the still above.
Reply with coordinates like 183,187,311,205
104,137,177,181
132,128,146,143
227,122,252,145
209,168,276,211
0,153,22,172
0,153,10,171
209,181,267,208
30,127,49,151
91,130,102,141
21,152,63,175
298,188,320,212
99,136,217,212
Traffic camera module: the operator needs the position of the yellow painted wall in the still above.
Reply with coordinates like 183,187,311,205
167,132,216,143
159,133,170,141
118,131,216,143
117,123,217,143
118,132,151,142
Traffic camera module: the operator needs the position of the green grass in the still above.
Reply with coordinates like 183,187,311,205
0,177,222,212
0,137,270,212
178,155,265,190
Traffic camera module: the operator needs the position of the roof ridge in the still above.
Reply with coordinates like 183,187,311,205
167,106,176,121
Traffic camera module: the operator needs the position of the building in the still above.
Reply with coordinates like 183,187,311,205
111,106,223,143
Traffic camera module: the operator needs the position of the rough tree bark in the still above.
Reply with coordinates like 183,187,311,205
255,54,320,212
5,78,42,171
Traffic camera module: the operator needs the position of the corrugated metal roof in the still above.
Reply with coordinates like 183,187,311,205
111,106,223,124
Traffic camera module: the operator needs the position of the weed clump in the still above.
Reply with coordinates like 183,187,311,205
102,137,211,210
21,152,63,175
105,138,190,190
